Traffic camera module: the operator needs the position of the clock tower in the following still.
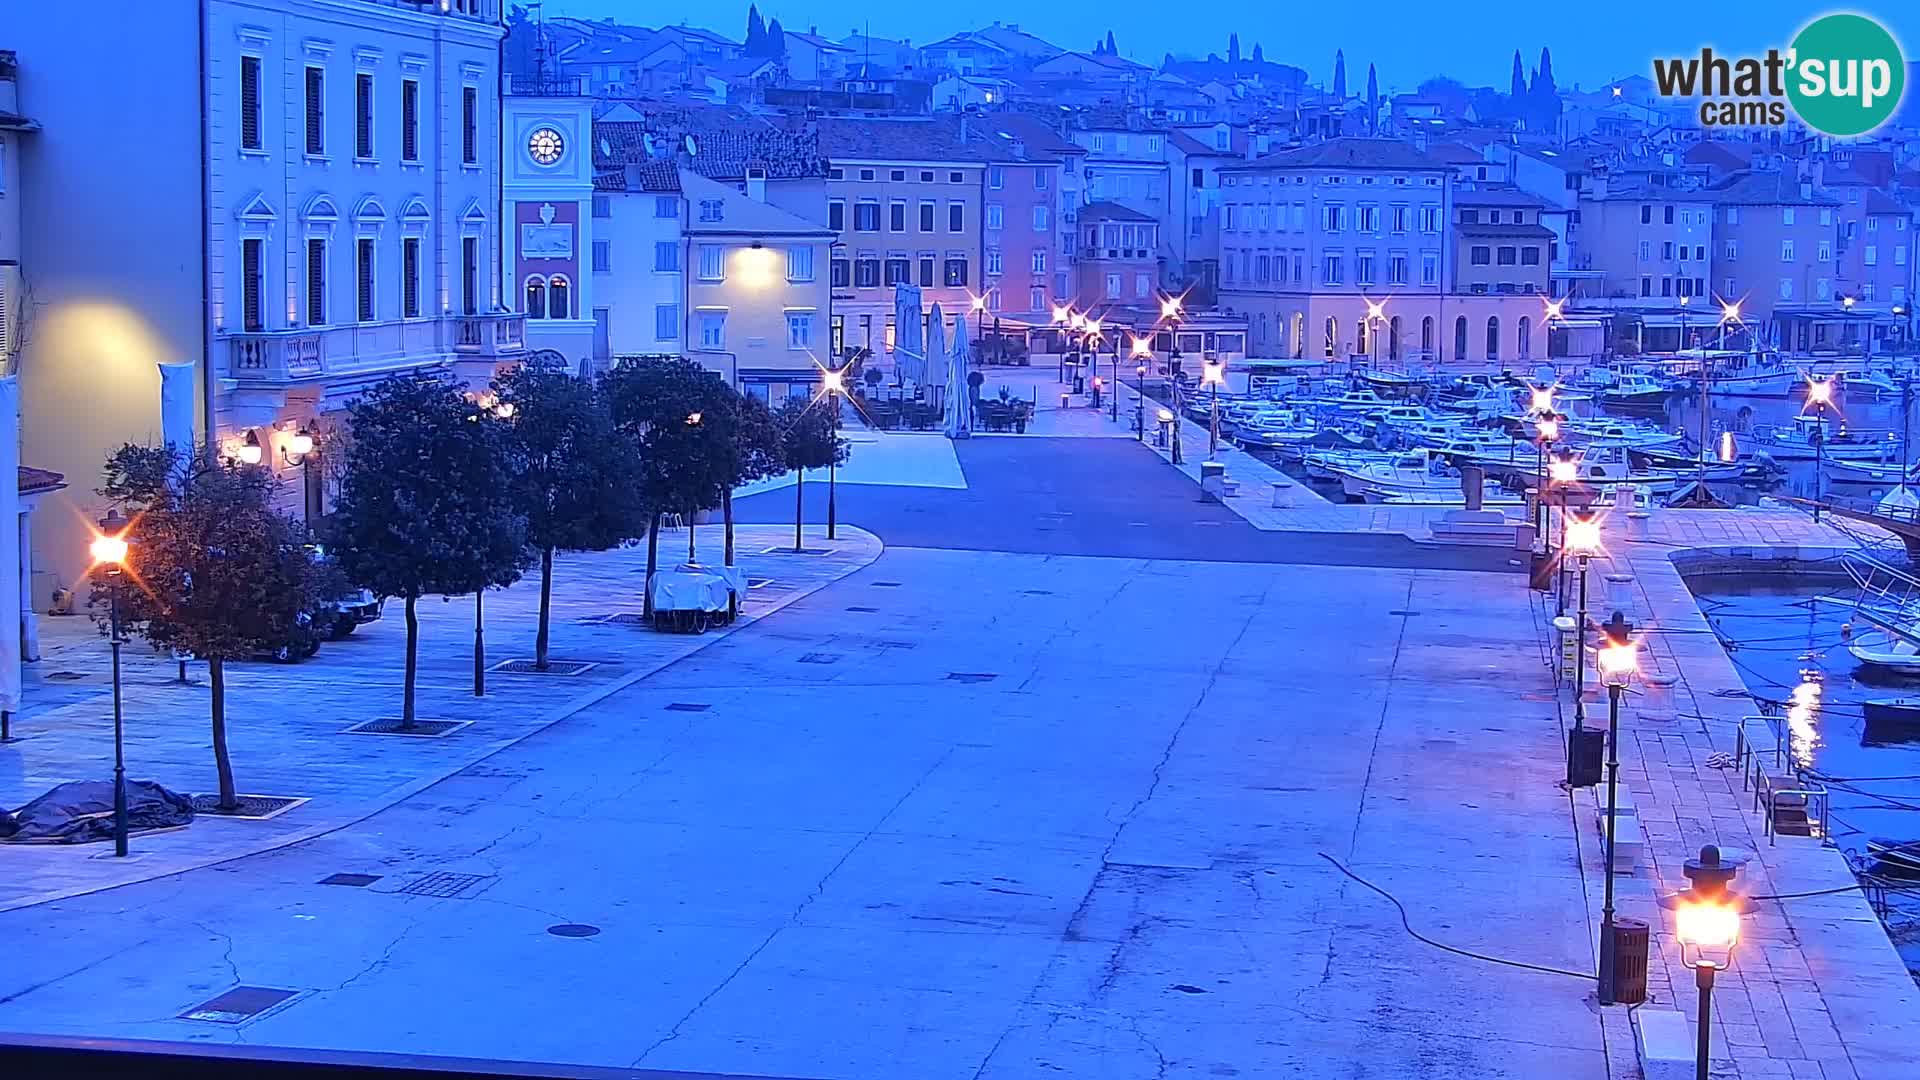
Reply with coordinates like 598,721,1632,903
501,79,596,365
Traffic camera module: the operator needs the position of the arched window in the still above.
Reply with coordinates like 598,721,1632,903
1324,316,1337,359
1485,316,1501,361
1453,316,1468,359
1421,316,1435,356
1518,315,1533,360
1388,316,1402,363
548,275,571,320
524,276,547,319
1291,313,1304,359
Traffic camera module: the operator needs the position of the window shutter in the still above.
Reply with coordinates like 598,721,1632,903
305,68,324,155
401,80,418,162
462,87,477,163
357,238,374,321
242,239,263,331
462,237,478,314
355,74,373,158
240,56,262,150
306,239,327,325
403,238,420,317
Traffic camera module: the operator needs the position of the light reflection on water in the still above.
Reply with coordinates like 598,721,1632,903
1787,675,1823,772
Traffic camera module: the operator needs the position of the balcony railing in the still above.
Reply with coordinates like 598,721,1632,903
228,330,325,383
453,312,527,358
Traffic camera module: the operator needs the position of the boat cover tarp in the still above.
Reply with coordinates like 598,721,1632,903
0,779,195,843
649,564,737,614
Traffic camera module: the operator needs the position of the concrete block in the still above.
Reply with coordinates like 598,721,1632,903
1635,1008,1695,1080
1596,811,1644,872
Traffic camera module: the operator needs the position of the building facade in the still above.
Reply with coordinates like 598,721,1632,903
1569,185,1716,304
1709,170,1840,321
591,162,683,360
503,82,595,362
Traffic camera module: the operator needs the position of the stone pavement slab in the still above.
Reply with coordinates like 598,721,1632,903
0,525,881,912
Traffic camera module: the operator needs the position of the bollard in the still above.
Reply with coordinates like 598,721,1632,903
1199,461,1226,503
1626,510,1651,540
1271,479,1295,508
1460,465,1485,512
1604,572,1635,612
1613,484,1635,512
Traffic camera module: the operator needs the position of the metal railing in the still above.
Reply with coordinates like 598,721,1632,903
1731,714,1834,848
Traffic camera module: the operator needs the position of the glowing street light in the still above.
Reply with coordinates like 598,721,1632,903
1670,846,1744,1077
1566,515,1602,556
236,430,264,466
92,509,133,858
1595,610,1638,1004
1160,294,1183,321
1538,417,1561,442
1202,358,1225,456
1567,514,1602,733
1548,455,1579,485
1530,385,1555,414
1842,295,1857,311
1806,377,1835,523
819,365,847,539
1130,336,1153,359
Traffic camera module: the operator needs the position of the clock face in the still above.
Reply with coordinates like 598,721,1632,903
528,127,565,165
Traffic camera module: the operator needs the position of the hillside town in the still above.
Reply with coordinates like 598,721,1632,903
6,5,1920,1080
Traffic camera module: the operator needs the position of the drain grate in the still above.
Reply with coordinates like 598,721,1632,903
762,546,832,556
1388,610,1422,617
319,873,382,887
1022,589,1054,596
946,672,998,684
547,923,601,938
181,986,300,1024
344,718,469,738
846,605,880,613
665,702,711,712
871,581,903,588
398,871,493,898
799,652,841,665
192,794,307,820
491,659,597,676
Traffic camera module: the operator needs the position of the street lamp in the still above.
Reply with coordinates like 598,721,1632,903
1202,357,1225,457
236,430,264,466
90,511,133,858
1566,515,1603,732
821,365,846,541
1672,848,1744,1080
1806,377,1834,523
1595,610,1638,1004
1135,363,1148,439
1548,452,1579,615
287,425,317,527
969,291,988,354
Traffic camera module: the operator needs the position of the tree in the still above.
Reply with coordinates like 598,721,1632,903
1104,31,1117,56
494,357,645,671
1228,33,1240,64
1333,50,1347,98
603,358,733,618
94,446,324,811
329,375,529,729
774,396,847,553
1366,64,1379,134
1532,47,1561,133
745,4,765,55
1252,43,1265,64
719,393,786,567
1510,50,1527,103
766,18,787,60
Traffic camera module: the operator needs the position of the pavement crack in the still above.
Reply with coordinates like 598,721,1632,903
193,920,241,988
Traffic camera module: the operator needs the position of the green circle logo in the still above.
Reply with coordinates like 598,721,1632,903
1787,14,1905,137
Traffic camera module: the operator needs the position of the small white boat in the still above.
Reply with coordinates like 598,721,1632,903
1748,415,1901,462
1596,372,1674,409
1825,458,1917,485
1849,629,1920,674
1326,449,1493,502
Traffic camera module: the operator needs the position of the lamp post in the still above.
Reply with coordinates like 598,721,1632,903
1534,416,1560,549
822,365,845,540
1135,363,1148,439
1052,304,1073,383
1672,850,1743,1080
969,292,988,357
1203,357,1225,458
91,511,132,858
1595,610,1638,1004
1807,377,1833,523
1566,515,1602,731
288,425,317,527
1548,453,1579,615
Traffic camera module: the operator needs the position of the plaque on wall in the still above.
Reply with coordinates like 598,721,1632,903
521,203,573,259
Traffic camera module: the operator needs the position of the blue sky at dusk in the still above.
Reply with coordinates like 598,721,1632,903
539,2,1920,91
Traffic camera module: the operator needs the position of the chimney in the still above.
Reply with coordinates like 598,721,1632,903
747,166,768,202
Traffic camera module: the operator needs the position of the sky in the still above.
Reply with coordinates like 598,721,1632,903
541,1,1920,93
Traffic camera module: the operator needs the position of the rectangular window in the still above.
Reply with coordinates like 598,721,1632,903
1496,247,1517,266
1030,286,1046,310
1420,206,1440,232
240,55,262,151
988,166,1004,189
986,204,1003,230
402,237,421,317
1663,205,1675,225
1781,239,1795,262
1817,241,1831,262
654,195,677,219
1783,208,1796,226
304,67,325,155
787,312,813,348
855,257,880,288
830,257,850,287
1033,206,1049,231
918,256,935,287
1391,206,1408,233
1105,273,1121,299
1322,252,1343,284
355,73,373,158
355,237,374,321
1031,249,1047,272
1470,246,1491,266
698,199,723,223
698,311,725,348
1036,170,1049,190
949,203,964,232
655,304,679,341
885,256,911,285
829,200,846,231
787,246,815,282
1388,252,1407,285
944,258,968,287
401,79,419,162
1640,276,1652,297
1420,251,1438,285
889,200,906,232
462,86,478,164
698,244,724,281
855,202,880,231
1520,247,1541,265
1356,252,1375,284
305,238,327,325
1359,205,1378,232
655,241,680,272
919,202,935,231
592,239,611,273
986,248,1003,275
1640,205,1652,225
240,237,264,331
1323,204,1343,230
462,236,478,315
1661,241,1674,260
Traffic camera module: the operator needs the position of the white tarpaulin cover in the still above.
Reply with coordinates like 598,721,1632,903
924,304,948,389
945,316,973,438
892,285,925,385
649,564,736,613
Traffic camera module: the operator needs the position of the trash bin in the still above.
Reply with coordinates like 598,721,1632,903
1567,726,1605,788
1609,917,1650,1004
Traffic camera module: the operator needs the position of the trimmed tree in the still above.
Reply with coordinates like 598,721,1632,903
329,375,530,728
603,357,733,618
1333,49,1347,98
774,395,847,553
93,446,325,811
1366,64,1379,134
1228,33,1240,64
766,18,787,60
745,4,766,54
494,356,645,671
